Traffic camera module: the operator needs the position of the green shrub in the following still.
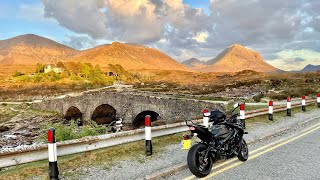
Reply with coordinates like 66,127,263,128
253,93,264,102
38,120,107,142
12,71,24,77
35,63,45,73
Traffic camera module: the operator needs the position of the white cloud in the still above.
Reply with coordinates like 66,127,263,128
193,32,208,43
39,0,320,70
107,0,156,21
42,0,210,43
165,0,184,10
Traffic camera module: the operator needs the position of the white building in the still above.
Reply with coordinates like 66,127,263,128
44,64,64,73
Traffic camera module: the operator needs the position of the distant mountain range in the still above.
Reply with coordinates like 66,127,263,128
299,64,320,72
182,44,279,73
0,34,293,73
0,34,191,71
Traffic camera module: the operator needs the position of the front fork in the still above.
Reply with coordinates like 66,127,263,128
237,132,248,151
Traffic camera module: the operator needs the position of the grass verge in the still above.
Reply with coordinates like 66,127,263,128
0,132,185,180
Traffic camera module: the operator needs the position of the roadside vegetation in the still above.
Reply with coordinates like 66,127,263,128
0,132,185,180
0,63,141,101
13,62,115,85
37,120,107,142
1,105,319,179
0,103,58,126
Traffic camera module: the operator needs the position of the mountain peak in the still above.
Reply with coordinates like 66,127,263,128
197,44,279,73
0,34,78,65
228,44,254,53
301,64,320,72
229,43,245,48
71,41,193,71
0,34,75,50
111,41,123,46
182,58,206,68
183,58,202,64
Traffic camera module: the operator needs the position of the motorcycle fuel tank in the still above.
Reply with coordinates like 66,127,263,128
211,125,234,139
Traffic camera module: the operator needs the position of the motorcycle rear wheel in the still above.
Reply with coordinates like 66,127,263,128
187,143,213,178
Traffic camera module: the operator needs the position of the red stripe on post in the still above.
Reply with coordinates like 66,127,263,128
318,93,320,97
269,100,273,106
287,97,291,102
48,129,53,143
145,115,151,127
240,104,245,110
302,95,306,100
203,109,209,114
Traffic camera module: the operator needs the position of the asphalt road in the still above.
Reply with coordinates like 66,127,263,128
166,118,320,180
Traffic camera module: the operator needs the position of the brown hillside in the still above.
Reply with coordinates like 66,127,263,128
70,42,192,71
0,34,78,65
197,44,279,72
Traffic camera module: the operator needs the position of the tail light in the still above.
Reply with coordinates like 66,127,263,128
189,126,195,131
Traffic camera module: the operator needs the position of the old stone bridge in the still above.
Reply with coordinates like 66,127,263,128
32,91,224,128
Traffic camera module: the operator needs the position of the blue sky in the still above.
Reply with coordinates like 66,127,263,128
0,0,73,41
1,0,320,70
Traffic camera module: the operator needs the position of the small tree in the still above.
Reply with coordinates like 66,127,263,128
12,71,24,77
35,63,45,73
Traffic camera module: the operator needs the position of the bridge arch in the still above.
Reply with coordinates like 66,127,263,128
65,106,83,122
91,104,116,125
133,110,160,128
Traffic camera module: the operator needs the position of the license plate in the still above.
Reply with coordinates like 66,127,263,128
181,139,191,150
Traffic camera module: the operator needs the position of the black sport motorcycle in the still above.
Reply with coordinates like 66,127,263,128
184,103,249,177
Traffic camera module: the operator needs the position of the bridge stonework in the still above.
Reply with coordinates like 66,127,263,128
32,91,225,126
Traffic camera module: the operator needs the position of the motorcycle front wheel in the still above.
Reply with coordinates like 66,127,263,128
187,143,213,178
237,139,249,161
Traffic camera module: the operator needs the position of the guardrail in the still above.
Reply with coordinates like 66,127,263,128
0,120,202,168
0,99,317,168
246,100,316,118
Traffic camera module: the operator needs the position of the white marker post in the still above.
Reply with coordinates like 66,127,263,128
317,94,320,108
240,104,245,129
269,100,273,121
287,97,291,116
302,96,306,112
145,115,152,156
203,109,210,128
48,127,59,180
116,118,123,132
